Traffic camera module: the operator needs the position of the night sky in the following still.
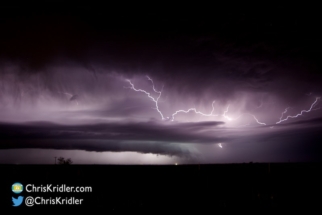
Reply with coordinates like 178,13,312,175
0,3,322,164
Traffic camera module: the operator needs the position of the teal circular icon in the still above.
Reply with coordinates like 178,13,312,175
12,183,23,194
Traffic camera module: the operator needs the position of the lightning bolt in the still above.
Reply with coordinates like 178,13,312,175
125,77,321,127
125,76,165,120
276,97,320,124
247,113,266,125
171,101,218,121
276,107,290,124
222,105,242,121
222,105,232,121
146,76,162,94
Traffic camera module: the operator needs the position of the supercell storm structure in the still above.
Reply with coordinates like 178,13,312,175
2,6,322,164
0,68,322,163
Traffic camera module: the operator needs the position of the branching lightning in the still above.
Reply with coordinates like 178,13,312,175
222,105,232,121
171,101,218,121
222,105,242,121
247,113,266,125
125,77,321,126
125,76,165,120
146,76,163,95
276,97,320,124
277,107,290,124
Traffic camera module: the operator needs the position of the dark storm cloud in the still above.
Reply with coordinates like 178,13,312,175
0,120,225,143
0,120,226,158
1,6,321,79
1,139,194,159
0,119,321,161
273,117,322,126
0,5,321,106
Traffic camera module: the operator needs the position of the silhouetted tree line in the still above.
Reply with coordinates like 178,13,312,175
57,157,73,165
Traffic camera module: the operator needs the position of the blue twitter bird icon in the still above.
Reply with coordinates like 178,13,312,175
12,196,24,207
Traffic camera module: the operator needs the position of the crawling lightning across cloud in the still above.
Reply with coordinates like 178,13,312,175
2,7,322,166
125,77,321,127
171,101,218,121
276,97,320,124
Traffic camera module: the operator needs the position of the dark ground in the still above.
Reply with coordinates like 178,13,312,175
1,163,322,211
